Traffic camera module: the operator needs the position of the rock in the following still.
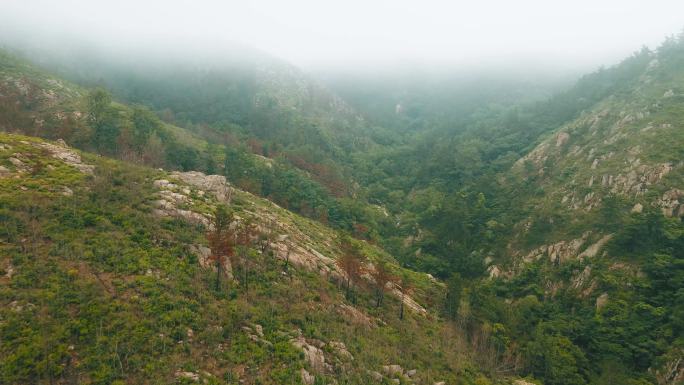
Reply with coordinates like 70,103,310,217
390,379,400,385
631,203,643,213
56,138,68,147
291,336,328,373
254,324,264,337
663,89,675,98
186,328,194,339
657,189,684,217
368,370,384,382
0,165,10,178
406,369,417,377
170,171,232,202
174,371,199,382
300,368,315,385
337,304,374,327
329,341,353,361
382,364,403,377
596,293,609,310
35,142,94,174
487,265,501,279
5,262,14,279
556,132,570,147
8,157,26,171
571,266,592,289
578,234,613,259
434,382,446,385
61,186,73,196
514,380,537,385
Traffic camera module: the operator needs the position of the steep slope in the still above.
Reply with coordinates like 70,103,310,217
1,132,497,385
473,38,684,385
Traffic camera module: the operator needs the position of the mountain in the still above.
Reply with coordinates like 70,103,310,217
1,33,684,385
0,132,476,384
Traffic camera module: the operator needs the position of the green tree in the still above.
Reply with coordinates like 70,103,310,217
444,272,463,320
87,88,119,153
207,205,234,291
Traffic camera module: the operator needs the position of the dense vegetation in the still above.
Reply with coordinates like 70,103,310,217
1,31,683,385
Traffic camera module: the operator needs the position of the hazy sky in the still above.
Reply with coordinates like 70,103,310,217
1,0,683,71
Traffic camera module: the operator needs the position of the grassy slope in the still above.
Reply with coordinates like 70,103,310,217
0,132,505,385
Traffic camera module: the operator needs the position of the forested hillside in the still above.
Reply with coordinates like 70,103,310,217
1,30,683,385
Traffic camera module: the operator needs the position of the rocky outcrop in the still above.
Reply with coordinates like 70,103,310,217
290,335,332,373
657,189,684,217
170,171,232,202
152,179,212,227
188,244,233,279
523,232,590,265
300,368,315,385
35,140,94,174
578,234,612,260
329,341,353,361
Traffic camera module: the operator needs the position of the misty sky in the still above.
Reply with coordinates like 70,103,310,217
1,0,683,71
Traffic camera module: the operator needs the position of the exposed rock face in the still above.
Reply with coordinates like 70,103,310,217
578,234,613,260
174,371,199,382
35,141,94,174
300,368,315,385
657,189,684,217
523,232,590,265
170,171,232,202
290,335,332,373
651,349,684,385
152,179,211,227
556,132,570,147
329,341,353,361
487,265,502,279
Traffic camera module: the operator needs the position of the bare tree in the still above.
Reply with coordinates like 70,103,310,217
369,261,397,308
336,237,366,302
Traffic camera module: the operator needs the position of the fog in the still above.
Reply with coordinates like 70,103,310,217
1,0,683,74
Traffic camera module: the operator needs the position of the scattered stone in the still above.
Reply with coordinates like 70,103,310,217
663,89,675,98
406,369,417,377
596,293,609,310
291,336,329,373
382,364,403,377
174,371,199,382
0,165,10,177
329,341,353,361
368,370,384,382
61,186,73,196
35,142,94,174
631,203,643,213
